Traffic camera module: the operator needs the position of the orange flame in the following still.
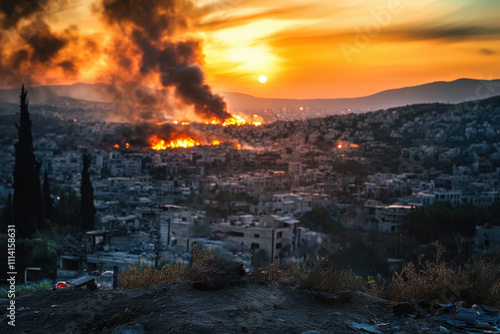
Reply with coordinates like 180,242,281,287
223,115,246,126
150,135,200,150
201,115,262,127
212,139,220,145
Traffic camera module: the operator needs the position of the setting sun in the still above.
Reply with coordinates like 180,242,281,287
259,75,267,83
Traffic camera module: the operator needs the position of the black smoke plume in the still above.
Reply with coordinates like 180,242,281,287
0,0,231,122
100,0,231,121
108,122,199,148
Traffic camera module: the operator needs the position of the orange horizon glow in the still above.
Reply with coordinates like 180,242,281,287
0,0,499,100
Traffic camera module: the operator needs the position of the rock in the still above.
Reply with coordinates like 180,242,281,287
301,331,320,334
439,326,450,333
111,324,145,334
313,291,353,304
350,322,382,334
192,262,246,290
393,301,421,315
418,299,438,314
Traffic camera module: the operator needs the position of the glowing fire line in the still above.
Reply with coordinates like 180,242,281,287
150,135,200,150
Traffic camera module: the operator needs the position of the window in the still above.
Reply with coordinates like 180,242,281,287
227,231,244,237
251,243,260,250
276,243,282,250
254,234,260,238
277,232,282,238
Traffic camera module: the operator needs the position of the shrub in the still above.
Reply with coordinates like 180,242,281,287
253,258,300,284
120,246,240,290
370,242,500,308
120,259,190,290
118,243,500,309
461,254,500,308
255,257,363,293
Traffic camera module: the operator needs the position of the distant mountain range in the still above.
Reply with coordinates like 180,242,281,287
222,78,500,112
1,78,499,113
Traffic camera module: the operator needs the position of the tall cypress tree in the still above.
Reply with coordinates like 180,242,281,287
1,193,13,234
81,152,96,231
43,170,53,220
12,85,44,238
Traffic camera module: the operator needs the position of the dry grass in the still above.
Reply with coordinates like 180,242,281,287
120,245,243,290
254,257,364,293
369,243,500,308
461,255,500,307
119,243,499,308
253,258,301,283
120,259,190,290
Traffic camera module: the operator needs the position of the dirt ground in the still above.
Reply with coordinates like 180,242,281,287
1,278,447,333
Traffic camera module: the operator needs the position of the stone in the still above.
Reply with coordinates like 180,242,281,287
112,324,145,334
439,326,450,333
393,301,421,315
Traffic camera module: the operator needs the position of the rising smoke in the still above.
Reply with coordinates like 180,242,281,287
111,122,198,148
0,0,231,122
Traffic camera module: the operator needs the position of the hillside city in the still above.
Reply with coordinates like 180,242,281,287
1,92,500,279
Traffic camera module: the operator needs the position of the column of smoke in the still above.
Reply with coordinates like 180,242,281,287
0,0,231,123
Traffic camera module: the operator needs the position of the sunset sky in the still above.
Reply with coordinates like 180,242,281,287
1,0,499,99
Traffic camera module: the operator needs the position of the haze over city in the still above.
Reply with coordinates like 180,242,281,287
1,1,500,333
1,0,499,99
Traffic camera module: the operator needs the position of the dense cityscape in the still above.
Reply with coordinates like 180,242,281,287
1,86,499,282
1,0,500,332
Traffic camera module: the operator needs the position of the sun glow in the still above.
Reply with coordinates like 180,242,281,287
259,75,267,83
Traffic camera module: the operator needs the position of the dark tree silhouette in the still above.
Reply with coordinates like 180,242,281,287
1,193,13,233
80,153,96,231
12,85,44,238
42,170,53,220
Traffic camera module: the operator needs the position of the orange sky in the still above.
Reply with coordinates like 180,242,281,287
2,0,500,99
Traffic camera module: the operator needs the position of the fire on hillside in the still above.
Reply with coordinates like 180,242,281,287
104,121,248,151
